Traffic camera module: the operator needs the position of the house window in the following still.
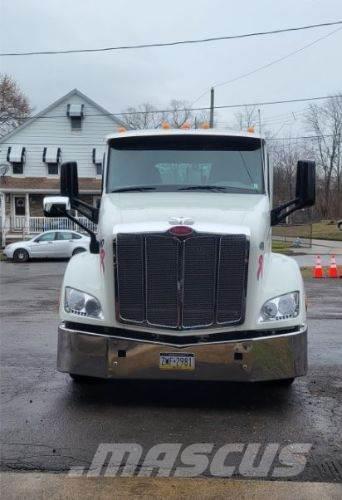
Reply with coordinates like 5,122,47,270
43,147,61,175
48,164,59,175
7,146,26,174
12,162,24,175
67,104,84,130
92,148,104,176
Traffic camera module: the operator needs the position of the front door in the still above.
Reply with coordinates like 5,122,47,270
28,231,57,257
14,196,26,216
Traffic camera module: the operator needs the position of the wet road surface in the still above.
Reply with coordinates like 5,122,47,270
0,260,341,482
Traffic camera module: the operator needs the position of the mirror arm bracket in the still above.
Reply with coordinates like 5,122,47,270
69,198,99,224
271,197,301,226
55,207,99,254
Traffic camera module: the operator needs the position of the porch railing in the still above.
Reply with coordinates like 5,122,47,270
8,216,98,234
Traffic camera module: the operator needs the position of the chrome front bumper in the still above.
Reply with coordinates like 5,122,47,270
57,323,307,382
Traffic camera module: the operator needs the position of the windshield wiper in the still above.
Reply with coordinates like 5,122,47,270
111,186,157,193
178,185,227,192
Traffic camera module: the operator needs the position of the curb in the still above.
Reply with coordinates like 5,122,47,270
1,473,342,499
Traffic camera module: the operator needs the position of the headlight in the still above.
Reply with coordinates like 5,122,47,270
259,292,299,322
65,287,103,319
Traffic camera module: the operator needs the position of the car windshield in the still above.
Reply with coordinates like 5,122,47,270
107,135,265,194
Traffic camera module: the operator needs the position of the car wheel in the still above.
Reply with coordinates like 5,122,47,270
338,222,342,231
13,248,29,262
72,247,86,256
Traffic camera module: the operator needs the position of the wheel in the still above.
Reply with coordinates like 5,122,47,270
13,248,29,262
72,247,86,256
69,373,97,383
338,222,342,231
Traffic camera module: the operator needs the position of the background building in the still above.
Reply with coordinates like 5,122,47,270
0,89,123,244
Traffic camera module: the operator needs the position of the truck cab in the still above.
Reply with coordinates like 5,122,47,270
44,129,315,384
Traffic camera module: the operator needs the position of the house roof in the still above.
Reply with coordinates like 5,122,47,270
0,88,125,143
0,176,101,193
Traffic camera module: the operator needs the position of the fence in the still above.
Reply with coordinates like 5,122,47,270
272,223,313,248
7,216,97,235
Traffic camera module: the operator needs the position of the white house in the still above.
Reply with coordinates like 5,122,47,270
0,89,124,244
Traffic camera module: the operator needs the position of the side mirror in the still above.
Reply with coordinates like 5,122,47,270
44,160,99,253
43,196,70,217
295,160,315,208
271,160,316,226
61,162,79,199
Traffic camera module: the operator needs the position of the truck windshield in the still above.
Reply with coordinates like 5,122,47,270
107,135,265,194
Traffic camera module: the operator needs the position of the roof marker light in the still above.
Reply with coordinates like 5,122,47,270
162,121,171,129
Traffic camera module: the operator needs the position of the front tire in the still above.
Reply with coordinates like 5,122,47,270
69,373,97,383
13,248,29,262
273,377,295,387
72,247,86,256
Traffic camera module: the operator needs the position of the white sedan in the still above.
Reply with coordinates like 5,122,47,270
3,230,90,262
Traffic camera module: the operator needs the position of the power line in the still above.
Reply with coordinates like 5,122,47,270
0,135,335,147
8,94,341,121
1,21,342,56
191,26,342,105
215,107,308,125
268,134,334,141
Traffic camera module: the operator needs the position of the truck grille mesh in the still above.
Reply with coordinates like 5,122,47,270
116,232,248,329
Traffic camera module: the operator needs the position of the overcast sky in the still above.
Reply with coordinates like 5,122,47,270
1,0,342,134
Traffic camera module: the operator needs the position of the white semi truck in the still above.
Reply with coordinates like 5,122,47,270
44,129,315,385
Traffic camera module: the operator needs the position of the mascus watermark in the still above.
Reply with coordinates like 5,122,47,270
69,442,312,478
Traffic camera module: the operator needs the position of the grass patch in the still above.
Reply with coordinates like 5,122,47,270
311,222,342,241
300,267,314,279
273,221,342,242
272,240,293,254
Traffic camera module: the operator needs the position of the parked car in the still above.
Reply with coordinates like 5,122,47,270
3,230,90,262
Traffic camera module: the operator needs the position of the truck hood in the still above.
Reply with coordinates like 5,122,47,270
100,192,270,237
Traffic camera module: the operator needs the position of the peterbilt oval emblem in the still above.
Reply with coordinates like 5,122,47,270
169,225,193,236
168,216,194,225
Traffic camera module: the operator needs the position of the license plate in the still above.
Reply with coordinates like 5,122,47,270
159,352,195,371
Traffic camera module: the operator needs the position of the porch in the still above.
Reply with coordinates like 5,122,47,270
1,216,97,246
0,189,100,246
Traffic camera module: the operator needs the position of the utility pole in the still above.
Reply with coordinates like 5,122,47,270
209,87,215,128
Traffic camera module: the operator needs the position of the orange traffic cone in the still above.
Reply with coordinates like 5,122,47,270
313,255,324,278
328,255,338,278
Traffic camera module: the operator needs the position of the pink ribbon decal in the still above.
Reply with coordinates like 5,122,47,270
100,240,105,273
257,254,264,280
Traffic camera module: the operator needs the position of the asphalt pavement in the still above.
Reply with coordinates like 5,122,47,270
0,260,341,484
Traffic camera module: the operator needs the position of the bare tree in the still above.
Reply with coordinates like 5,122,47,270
165,100,193,128
272,138,313,206
0,74,31,137
234,106,258,131
119,100,209,130
119,103,165,130
306,94,342,217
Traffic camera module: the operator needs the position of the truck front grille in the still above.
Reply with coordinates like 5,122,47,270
115,232,249,330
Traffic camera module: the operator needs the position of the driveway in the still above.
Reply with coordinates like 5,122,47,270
0,261,341,482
